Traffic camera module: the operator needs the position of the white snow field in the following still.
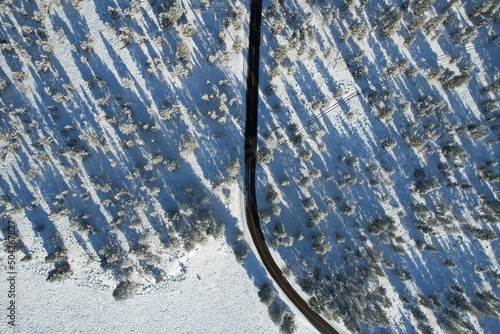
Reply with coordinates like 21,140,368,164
1,238,315,333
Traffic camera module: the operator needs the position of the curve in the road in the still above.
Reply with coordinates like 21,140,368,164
244,1,339,333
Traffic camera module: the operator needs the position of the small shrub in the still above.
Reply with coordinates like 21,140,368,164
108,6,120,19
446,74,471,89
158,1,185,28
414,178,440,194
113,280,137,301
444,259,456,268
35,57,51,72
279,178,291,187
465,225,497,241
121,77,134,89
394,268,412,281
80,36,94,52
442,144,469,160
393,244,405,254
368,215,396,235
298,150,312,160
380,138,396,150
482,79,500,94
346,156,359,167
352,65,367,79
47,260,72,281
180,134,198,157
0,79,8,93
12,71,26,81
76,220,97,235
340,204,354,215
376,106,395,120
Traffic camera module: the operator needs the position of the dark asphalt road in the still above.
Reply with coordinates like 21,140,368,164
243,1,339,333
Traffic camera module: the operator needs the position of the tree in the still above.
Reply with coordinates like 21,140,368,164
99,238,123,267
308,209,326,225
159,1,185,28
280,313,297,333
394,268,412,281
273,45,288,63
312,232,331,254
446,74,471,89
482,78,500,93
176,42,191,62
274,222,286,237
113,280,137,300
258,283,275,305
257,148,273,163
368,215,396,235
234,240,250,263
298,150,312,160
379,7,402,37
414,178,439,194
180,134,198,157
0,79,7,93
268,300,286,324
464,225,497,241
302,197,315,210
266,186,279,204
471,2,500,18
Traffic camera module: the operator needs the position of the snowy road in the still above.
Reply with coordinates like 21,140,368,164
243,1,339,333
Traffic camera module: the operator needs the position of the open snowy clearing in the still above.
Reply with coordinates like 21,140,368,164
0,238,315,334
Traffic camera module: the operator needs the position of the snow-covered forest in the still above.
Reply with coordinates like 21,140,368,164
256,0,500,332
0,0,499,333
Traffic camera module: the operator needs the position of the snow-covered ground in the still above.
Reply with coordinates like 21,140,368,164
0,0,499,333
0,0,312,332
0,238,315,333
255,0,500,333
